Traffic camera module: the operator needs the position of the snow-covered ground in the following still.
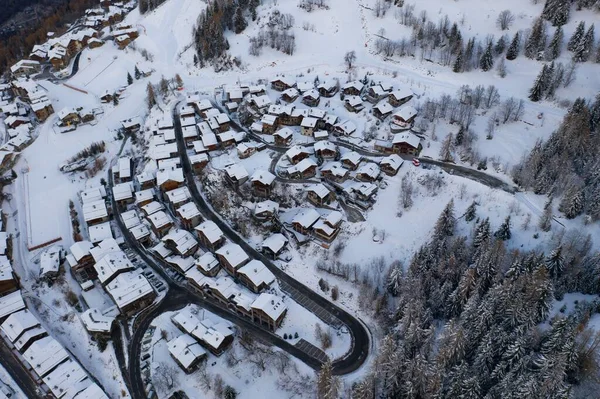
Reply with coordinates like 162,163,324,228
2,0,599,396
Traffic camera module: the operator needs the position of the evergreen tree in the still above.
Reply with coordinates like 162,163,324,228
127,72,133,85
480,41,494,71
146,83,156,110
542,0,571,26
473,218,491,249
529,64,548,102
545,246,564,278
465,201,477,222
134,65,141,80
234,7,247,34
546,26,563,61
434,200,456,240
113,94,119,106
539,198,553,231
559,184,584,218
525,18,546,59
317,360,340,399
454,126,464,146
159,76,169,98
452,48,464,73
223,385,237,399
494,35,507,56
494,216,512,240
590,94,600,133
506,32,520,60
567,21,585,52
464,38,475,71
573,24,595,62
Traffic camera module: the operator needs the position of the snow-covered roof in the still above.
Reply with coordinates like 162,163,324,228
142,201,165,216
334,120,356,135
309,108,326,119
80,308,115,333
346,182,378,198
136,170,155,185
121,117,141,129
0,255,12,283
215,243,249,269
381,154,404,170
321,161,348,178
250,94,272,108
88,222,113,244
195,252,219,274
297,81,314,92
262,234,288,254
168,334,206,369
195,221,223,244
0,309,39,343
151,242,173,259
189,153,209,165
255,200,279,216
285,145,310,161
40,246,62,277
345,95,363,108
70,241,93,262
73,382,109,399
356,163,380,179
238,260,275,289
340,151,362,165
292,208,321,228
42,358,89,399
201,132,218,147
225,163,249,181
288,158,317,174
312,219,336,237
23,336,69,378
261,114,278,126
194,99,213,111
148,211,172,230
274,127,293,139
271,76,296,87
389,87,413,100
121,210,141,229
158,157,180,170
0,290,25,321
89,238,120,263
177,202,201,221
393,106,418,121
105,271,154,311
392,132,421,148
162,229,198,256
118,156,131,179
82,199,108,222
95,250,134,285
325,210,343,227
164,186,191,206
10,59,40,73
165,255,196,273
130,224,151,241
156,167,184,186
251,170,275,186
80,186,107,203
301,117,318,128
303,89,320,100
314,140,336,153
374,101,394,115
251,293,287,321
281,87,299,99
342,80,364,91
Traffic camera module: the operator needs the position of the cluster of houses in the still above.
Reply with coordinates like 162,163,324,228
56,106,98,133
0,306,109,398
116,114,290,333
167,308,235,373
0,80,53,159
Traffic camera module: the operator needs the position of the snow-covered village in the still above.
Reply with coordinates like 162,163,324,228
0,0,599,397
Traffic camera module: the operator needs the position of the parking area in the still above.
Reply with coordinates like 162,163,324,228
280,280,343,329
295,339,329,363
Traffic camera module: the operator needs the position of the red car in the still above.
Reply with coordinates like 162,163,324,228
412,158,421,167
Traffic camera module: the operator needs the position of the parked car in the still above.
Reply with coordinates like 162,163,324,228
412,158,421,167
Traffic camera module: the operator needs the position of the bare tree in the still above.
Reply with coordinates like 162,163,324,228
501,97,518,123
214,374,224,397
496,10,515,31
153,362,178,393
197,363,212,391
486,113,496,139
344,50,356,70
439,133,454,161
